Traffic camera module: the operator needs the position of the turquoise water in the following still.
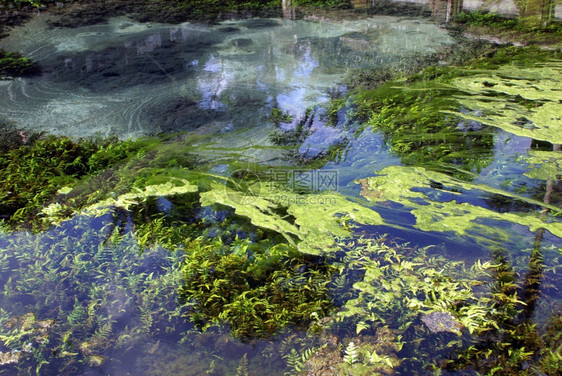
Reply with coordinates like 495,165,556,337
1,7,561,376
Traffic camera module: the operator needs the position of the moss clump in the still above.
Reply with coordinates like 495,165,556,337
0,49,39,77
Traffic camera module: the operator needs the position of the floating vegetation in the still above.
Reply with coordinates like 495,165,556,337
448,59,562,144
200,182,383,255
353,65,495,179
358,166,561,240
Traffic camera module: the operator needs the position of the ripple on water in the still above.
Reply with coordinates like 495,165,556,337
0,15,455,141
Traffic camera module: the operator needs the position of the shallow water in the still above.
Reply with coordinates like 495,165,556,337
1,6,561,376
0,15,453,140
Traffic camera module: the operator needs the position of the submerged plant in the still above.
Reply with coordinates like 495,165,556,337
0,133,151,227
0,50,38,77
178,238,337,339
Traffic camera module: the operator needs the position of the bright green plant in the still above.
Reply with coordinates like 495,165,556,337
448,59,562,144
357,166,562,240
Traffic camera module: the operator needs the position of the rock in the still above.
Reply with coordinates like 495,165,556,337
421,311,463,334
0,350,22,366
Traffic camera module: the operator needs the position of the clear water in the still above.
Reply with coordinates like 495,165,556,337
0,15,453,140
1,7,561,376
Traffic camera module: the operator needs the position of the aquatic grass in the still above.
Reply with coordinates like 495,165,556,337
353,68,496,179
178,238,337,339
0,214,190,375
0,50,38,77
294,0,352,9
0,133,154,227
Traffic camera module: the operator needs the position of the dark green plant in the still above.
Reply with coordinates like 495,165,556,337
178,238,337,339
0,50,39,77
0,133,144,226
294,0,352,9
454,10,562,34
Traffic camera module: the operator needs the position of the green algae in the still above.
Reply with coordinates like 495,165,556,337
448,61,562,144
200,182,383,255
523,150,562,181
358,166,561,239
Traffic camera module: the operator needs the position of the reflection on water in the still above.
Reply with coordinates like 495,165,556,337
0,15,454,139
1,5,560,375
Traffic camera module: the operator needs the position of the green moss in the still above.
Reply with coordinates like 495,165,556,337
0,49,38,77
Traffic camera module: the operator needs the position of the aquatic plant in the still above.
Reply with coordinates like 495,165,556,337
0,214,190,375
354,67,495,179
0,133,150,227
454,10,562,33
448,59,562,144
358,166,561,240
200,181,383,255
0,50,38,77
445,241,562,376
178,237,337,339
0,0,42,9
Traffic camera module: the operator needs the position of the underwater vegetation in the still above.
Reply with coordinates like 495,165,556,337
0,50,38,77
178,238,337,339
453,10,562,39
0,125,153,227
0,213,190,375
0,0,561,368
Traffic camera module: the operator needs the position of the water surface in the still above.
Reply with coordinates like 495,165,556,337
0,15,454,140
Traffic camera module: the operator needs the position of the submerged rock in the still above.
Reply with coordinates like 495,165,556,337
0,350,22,366
421,311,463,334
